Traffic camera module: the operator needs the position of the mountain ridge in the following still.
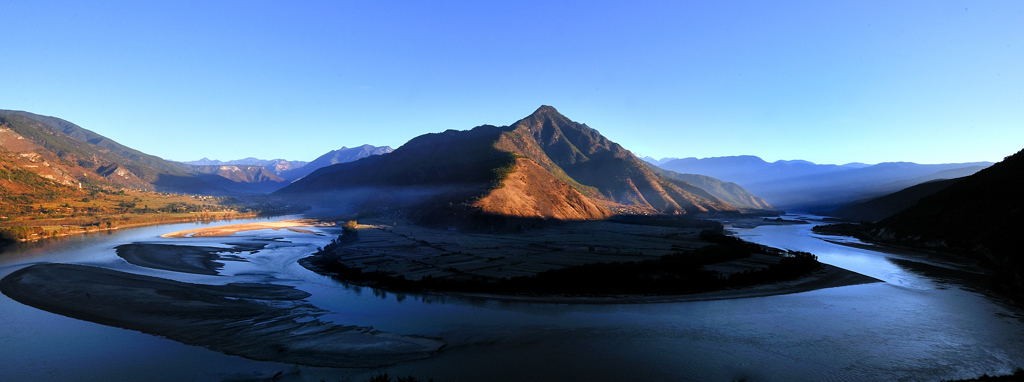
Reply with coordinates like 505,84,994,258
180,157,309,176
501,106,735,214
279,144,393,181
647,165,774,211
277,106,750,226
654,154,992,211
179,144,393,183
0,110,283,195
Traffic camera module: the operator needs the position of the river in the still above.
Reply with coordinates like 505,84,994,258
1,214,1022,381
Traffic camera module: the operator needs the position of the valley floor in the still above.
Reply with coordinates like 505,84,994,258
0,189,251,242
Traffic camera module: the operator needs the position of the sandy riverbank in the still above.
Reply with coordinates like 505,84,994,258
0,263,445,368
160,219,333,238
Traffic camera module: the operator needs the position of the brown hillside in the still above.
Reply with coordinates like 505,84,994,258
474,158,613,220
0,110,293,195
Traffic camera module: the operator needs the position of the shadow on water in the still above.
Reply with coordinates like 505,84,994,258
886,257,1024,316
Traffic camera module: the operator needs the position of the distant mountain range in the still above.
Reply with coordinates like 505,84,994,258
277,106,771,227
647,166,773,211
181,145,393,183
0,110,390,196
640,156,675,166
182,158,308,176
649,155,991,211
278,145,393,181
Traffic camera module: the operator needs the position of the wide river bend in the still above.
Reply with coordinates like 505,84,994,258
1,214,1022,381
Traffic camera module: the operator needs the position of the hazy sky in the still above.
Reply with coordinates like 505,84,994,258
2,1,1021,165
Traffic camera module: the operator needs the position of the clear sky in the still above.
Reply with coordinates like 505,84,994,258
2,1,1021,165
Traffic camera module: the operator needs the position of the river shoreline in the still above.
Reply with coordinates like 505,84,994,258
0,212,260,243
821,238,989,273
300,218,882,305
3,216,1022,381
0,263,445,368
304,258,880,305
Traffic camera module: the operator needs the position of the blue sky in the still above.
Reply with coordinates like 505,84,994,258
2,1,1021,164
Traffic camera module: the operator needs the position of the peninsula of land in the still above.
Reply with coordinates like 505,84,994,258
302,218,879,303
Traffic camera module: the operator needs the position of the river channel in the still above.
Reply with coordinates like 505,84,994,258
1,214,1022,381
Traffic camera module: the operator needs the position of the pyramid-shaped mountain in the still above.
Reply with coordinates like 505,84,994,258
277,106,751,225
496,106,738,214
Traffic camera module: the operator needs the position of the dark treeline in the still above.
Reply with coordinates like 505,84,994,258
811,223,873,240
307,229,821,296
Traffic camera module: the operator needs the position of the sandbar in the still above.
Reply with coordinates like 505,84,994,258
161,219,332,238
0,263,445,368
115,242,265,275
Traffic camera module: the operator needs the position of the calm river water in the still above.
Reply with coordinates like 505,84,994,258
1,215,1022,381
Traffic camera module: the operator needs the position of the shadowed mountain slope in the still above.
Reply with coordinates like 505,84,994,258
878,149,1023,253
870,148,1024,297
828,178,961,223
646,165,773,211
277,106,744,224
